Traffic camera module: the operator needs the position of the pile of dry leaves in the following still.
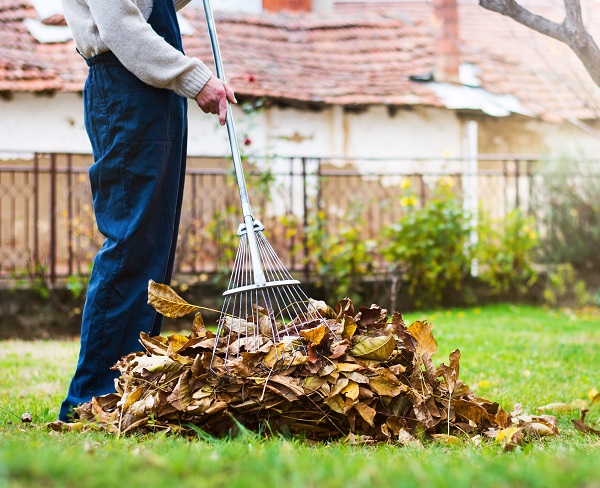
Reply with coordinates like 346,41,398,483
54,282,564,448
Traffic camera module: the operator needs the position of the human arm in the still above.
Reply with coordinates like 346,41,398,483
87,0,212,99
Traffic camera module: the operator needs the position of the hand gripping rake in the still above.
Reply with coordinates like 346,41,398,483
202,0,335,370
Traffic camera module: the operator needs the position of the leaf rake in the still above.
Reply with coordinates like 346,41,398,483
201,0,336,371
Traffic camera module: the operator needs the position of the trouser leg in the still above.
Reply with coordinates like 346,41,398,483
59,113,187,422
151,129,188,336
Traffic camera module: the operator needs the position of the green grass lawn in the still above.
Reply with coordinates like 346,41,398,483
1,304,600,488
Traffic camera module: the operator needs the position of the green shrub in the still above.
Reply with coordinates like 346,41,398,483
535,159,600,271
543,263,591,307
382,180,472,308
476,209,539,296
303,202,376,303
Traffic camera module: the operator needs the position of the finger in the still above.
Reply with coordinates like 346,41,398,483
225,84,237,104
218,96,228,126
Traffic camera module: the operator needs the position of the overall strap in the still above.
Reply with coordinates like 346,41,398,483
147,0,184,53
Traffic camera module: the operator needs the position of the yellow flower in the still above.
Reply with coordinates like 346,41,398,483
401,178,412,189
400,196,417,207
439,176,455,189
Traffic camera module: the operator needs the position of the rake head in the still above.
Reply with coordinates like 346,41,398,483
211,220,336,370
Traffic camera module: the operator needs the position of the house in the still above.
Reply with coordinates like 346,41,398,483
1,0,600,279
2,0,600,160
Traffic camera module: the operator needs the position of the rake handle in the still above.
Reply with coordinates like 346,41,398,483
202,0,266,285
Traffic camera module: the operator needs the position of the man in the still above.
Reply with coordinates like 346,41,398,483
58,0,235,421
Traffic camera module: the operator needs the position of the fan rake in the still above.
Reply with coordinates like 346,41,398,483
201,0,336,370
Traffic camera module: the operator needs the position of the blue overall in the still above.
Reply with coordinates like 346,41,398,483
59,0,188,421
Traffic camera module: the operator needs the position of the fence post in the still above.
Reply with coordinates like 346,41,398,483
515,158,520,210
288,157,295,271
67,154,73,276
49,153,57,286
33,153,40,266
191,173,198,273
462,120,479,276
527,159,534,216
302,157,309,282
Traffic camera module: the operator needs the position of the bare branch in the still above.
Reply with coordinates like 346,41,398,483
480,0,600,87
479,0,566,42
563,0,583,30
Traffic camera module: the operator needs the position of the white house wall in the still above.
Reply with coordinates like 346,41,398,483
1,92,600,163
0,93,91,156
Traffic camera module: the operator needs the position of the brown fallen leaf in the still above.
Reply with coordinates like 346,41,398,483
431,433,461,445
350,335,395,361
147,280,200,318
300,323,328,346
309,299,337,319
354,402,377,427
572,408,600,436
47,420,83,432
340,316,358,341
536,402,572,413
408,320,438,358
495,426,525,451
356,304,388,329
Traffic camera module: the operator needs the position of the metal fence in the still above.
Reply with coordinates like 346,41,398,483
0,152,592,284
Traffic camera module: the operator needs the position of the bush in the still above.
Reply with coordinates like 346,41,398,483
303,201,376,304
382,180,472,308
543,263,591,307
534,159,600,271
476,209,539,296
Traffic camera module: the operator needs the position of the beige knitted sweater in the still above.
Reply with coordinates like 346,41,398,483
61,0,213,99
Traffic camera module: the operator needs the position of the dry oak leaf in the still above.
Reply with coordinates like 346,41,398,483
431,434,461,445
408,320,438,358
139,332,169,356
147,280,200,318
536,402,573,414
132,355,182,375
300,323,328,346
339,316,358,341
356,305,388,329
350,334,395,361
335,297,355,318
309,298,337,319
354,401,377,427
369,370,406,397
495,426,525,451
572,408,600,436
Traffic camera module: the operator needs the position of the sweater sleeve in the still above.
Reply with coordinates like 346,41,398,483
87,0,212,99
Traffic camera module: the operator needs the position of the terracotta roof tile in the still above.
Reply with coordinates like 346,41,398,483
0,0,598,121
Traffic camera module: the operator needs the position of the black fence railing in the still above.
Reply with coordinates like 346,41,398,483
1,152,596,284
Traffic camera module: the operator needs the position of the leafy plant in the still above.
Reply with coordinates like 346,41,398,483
382,179,472,308
476,209,539,296
543,263,591,307
205,203,240,286
534,159,600,271
302,201,376,303
205,161,277,288
10,256,51,300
